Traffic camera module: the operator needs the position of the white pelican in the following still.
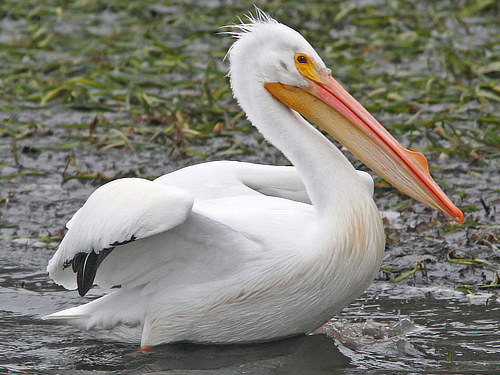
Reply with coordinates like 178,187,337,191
45,11,463,348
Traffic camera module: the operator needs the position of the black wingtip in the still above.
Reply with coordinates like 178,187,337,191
77,256,92,296
71,247,114,297
68,235,136,296
76,251,98,297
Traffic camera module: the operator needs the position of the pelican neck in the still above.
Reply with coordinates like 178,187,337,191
240,82,371,219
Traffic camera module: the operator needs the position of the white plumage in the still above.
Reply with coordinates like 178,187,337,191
45,11,461,347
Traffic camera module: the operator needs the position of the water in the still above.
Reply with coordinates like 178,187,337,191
1,250,499,374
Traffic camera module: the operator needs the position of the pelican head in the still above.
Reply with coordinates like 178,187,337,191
228,12,463,223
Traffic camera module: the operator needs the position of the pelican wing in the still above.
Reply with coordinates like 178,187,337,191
47,178,194,295
238,165,373,200
154,160,373,203
154,161,310,202
48,161,373,298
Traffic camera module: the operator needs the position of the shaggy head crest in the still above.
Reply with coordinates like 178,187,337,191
222,8,278,62
222,7,277,40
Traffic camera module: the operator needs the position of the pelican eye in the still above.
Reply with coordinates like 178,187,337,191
294,53,326,84
296,54,307,64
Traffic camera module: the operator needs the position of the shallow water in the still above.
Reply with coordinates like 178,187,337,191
1,251,499,374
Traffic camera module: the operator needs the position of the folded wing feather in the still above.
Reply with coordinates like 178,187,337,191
47,178,194,294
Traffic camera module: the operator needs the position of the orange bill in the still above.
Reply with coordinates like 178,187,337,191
265,76,463,223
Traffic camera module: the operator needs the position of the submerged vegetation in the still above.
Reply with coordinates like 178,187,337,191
1,0,499,293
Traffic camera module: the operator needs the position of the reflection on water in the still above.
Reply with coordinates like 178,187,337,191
140,335,351,374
